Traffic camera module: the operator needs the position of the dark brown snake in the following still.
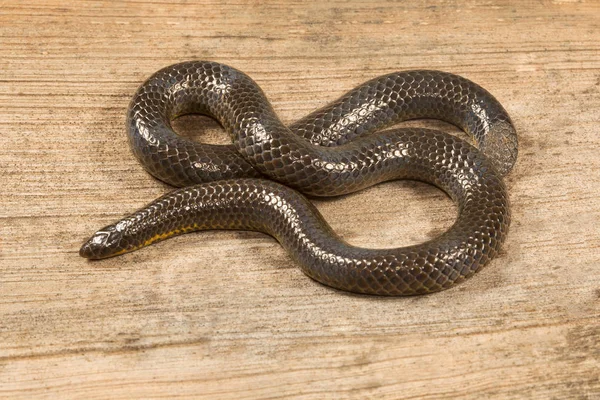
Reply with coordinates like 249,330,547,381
80,61,517,296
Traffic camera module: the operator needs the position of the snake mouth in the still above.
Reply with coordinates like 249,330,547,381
80,232,110,259
79,237,106,259
79,228,129,259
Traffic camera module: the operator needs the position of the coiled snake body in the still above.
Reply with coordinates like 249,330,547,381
80,61,517,296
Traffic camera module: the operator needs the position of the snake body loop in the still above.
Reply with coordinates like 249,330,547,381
80,61,517,296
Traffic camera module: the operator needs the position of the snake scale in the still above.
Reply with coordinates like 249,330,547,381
80,61,517,296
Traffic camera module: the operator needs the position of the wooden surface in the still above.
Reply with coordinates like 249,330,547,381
1,1,599,398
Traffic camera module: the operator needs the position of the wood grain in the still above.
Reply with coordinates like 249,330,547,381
1,0,599,398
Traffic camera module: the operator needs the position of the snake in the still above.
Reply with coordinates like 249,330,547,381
80,61,517,296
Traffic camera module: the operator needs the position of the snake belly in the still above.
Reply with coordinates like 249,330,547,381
80,61,517,296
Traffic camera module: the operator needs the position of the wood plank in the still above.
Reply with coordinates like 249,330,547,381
1,0,598,398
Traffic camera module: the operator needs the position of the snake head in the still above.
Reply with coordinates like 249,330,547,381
80,223,133,259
